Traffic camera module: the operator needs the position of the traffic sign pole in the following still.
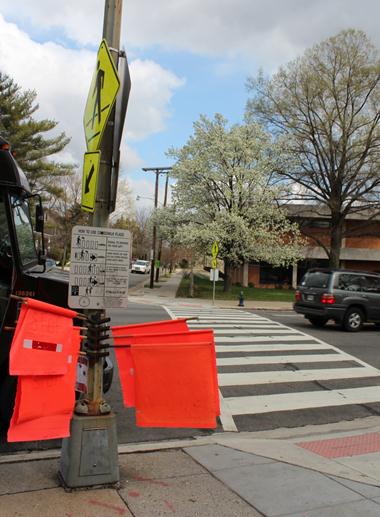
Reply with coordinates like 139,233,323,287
211,242,218,306
60,0,123,489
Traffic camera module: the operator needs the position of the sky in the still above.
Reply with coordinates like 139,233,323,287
0,0,379,210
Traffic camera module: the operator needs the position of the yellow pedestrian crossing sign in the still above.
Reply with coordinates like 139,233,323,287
212,241,219,258
83,40,120,152
211,258,217,269
81,151,101,212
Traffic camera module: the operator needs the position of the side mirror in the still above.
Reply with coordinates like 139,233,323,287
35,203,44,233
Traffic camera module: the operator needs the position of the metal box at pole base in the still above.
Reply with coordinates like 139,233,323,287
59,413,119,488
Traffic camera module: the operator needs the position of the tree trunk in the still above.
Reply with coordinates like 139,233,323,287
223,259,232,292
61,241,68,270
329,214,344,268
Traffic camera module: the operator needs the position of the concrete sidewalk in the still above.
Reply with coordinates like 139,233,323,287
3,417,380,515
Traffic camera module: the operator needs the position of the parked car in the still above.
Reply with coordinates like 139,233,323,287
294,268,380,332
131,259,151,274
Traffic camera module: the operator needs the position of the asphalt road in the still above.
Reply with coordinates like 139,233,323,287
257,309,380,370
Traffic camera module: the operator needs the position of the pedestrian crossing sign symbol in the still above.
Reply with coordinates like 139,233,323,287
81,151,101,212
83,39,120,152
212,241,219,258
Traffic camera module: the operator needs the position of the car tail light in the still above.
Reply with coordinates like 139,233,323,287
295,290,301,301
320,293,335,304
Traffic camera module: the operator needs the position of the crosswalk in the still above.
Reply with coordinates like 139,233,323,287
164,305,380,432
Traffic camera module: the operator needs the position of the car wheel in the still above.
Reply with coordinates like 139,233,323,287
307,316,328,328
343,307,364,332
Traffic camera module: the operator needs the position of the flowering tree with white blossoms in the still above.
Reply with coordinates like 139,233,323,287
160,114,305,291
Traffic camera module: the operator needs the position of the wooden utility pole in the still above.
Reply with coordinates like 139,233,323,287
142,167,171,288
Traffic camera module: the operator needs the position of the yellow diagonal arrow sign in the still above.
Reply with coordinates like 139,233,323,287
83,39,120,152
81,151,101,213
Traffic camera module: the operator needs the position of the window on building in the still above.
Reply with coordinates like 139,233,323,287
259,263,292,286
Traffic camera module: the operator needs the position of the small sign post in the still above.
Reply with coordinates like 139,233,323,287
211,241,219,305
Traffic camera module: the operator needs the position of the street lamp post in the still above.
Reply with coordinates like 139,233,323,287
141,167,171,289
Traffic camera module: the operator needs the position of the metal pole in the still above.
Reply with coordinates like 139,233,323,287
155,172,169,282
60,0,122,488
86,0,122,414
212,270,216,305
150,170,159,289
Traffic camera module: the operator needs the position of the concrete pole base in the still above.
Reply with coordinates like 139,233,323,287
59,412,119,488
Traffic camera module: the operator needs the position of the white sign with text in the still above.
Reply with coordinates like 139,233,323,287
68,225,131,309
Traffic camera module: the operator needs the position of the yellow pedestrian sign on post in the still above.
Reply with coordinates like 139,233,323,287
211,258,217,269
81,151,101,212
212,241,219,259
83,40,120,152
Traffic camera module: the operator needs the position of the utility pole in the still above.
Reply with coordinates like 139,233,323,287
155,172,170,282
60,0,124,488
142,167,171,288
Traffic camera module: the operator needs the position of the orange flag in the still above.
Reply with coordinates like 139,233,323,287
112,319,190,407
10,298,77,376
131,342,218,429
114,329,219,415
7,328,81,442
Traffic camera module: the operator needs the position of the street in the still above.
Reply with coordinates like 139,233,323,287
4,299,380,453
258,310,380,370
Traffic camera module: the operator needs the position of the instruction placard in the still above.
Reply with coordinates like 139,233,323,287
68,225,131,309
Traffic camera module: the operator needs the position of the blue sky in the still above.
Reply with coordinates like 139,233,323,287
0,0,379,211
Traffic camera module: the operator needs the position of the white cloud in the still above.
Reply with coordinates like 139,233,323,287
0,14,184,170
1,0,379,70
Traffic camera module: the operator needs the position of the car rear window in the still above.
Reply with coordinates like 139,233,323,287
301,271,330,288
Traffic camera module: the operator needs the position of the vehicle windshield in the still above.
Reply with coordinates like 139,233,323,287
135,260,148,265
300,271,330,288
11,194,38,266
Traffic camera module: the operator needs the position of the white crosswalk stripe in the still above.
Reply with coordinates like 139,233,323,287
164,304,380,432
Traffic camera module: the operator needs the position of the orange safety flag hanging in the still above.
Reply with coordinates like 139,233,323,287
7,327,81,442
112,318,190,407
113,329,219,415
131,342,218,429
10,298,77,376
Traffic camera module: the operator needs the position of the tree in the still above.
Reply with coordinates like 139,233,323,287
246,29,380,268
165,114,304,291
46,174,88,266
0,72,74,198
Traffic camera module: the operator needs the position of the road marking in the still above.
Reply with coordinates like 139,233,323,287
217,353,352,366
217,390,238,432
224,386,380,415
211,328,301,335
215,335,325,343
216,343,334,352
218,367,380,386
165,303,380,431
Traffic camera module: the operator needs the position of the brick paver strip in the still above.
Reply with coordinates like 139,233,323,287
297,432,380,458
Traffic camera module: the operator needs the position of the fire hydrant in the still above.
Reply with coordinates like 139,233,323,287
238,290,245,307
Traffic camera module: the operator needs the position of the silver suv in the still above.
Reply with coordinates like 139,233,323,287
294,269,380,332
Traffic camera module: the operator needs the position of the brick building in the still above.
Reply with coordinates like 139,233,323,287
231,205,380,289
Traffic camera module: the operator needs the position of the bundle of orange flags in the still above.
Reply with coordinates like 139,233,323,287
112,320,219,429
6,298,80,442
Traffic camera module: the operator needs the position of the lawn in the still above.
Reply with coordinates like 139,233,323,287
176,273,295,301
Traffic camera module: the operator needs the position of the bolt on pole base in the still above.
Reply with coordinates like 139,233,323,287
59,413,119,488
